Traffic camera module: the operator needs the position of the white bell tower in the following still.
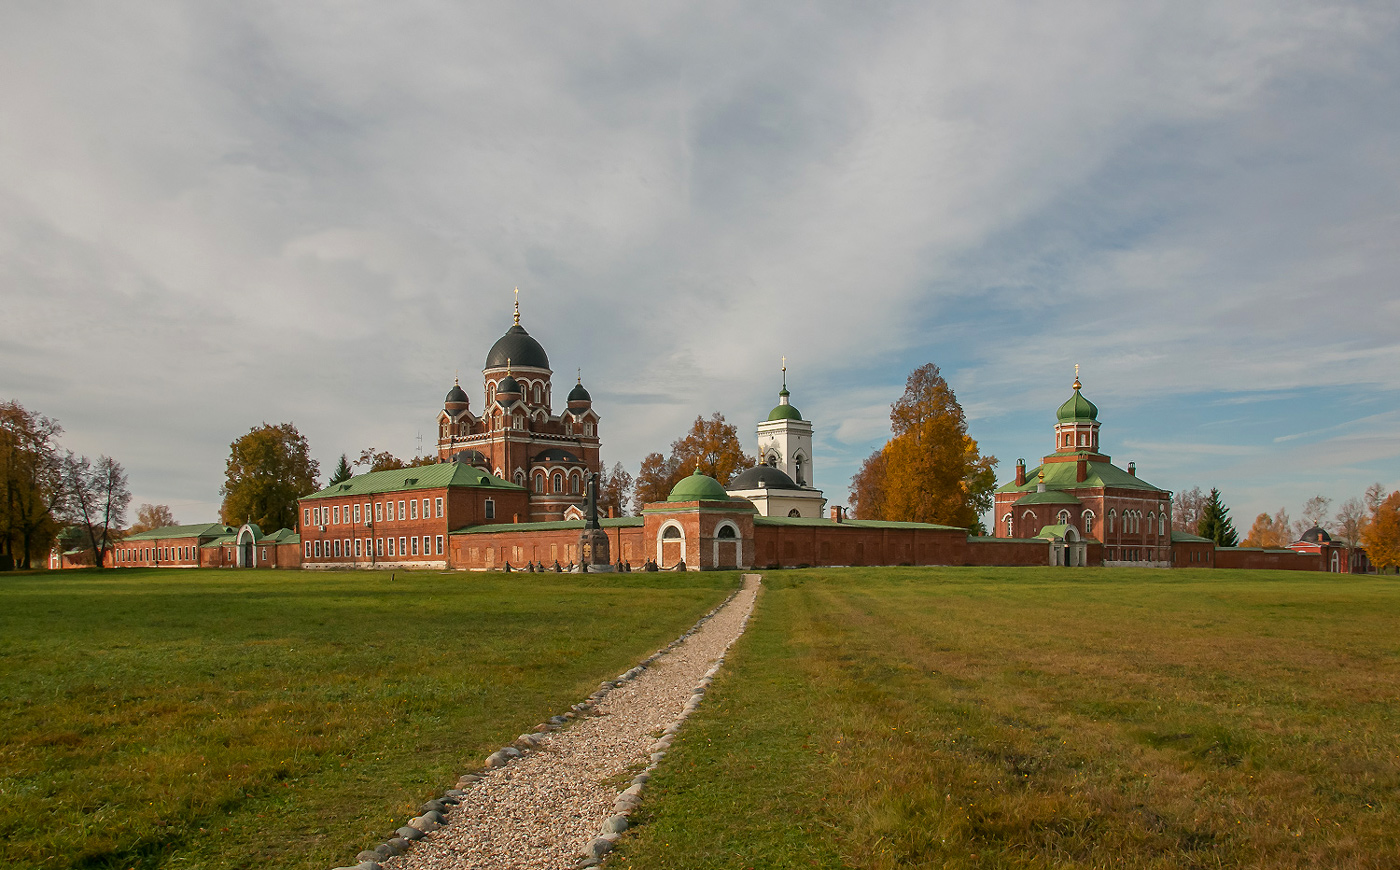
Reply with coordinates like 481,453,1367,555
756,360,815,488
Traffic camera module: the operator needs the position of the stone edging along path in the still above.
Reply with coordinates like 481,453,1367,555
330,573,762,870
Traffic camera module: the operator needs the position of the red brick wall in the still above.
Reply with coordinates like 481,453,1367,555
1213,548,1322,571
453,525,646,569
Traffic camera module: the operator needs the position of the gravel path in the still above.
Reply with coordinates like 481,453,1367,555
385,574,761,870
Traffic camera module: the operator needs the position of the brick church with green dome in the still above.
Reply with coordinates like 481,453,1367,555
993,369,1177,565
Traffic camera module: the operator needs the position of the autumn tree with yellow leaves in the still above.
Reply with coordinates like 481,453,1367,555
1360,490,1400,573
849,364,997,533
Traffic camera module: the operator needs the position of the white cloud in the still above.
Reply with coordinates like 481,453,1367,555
1,0,1397,519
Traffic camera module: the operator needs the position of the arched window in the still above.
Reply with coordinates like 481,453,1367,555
534,473,544,493
1003,513,1013,536
570,472,580,494
789,509,802,518
662,525,682,539
716,524,737,539
553,472,563,493
795,455,806,486
1108,510,1116,533
514,471,525,487
533,384,541,403
487,385,495,405
1084,511,1095,535
766,454,778,467
1159,514,1166,536
1147,512,1156,536
1057,509,1071,526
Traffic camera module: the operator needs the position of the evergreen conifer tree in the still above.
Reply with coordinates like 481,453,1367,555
1197,487,1239,547
328,453,353,486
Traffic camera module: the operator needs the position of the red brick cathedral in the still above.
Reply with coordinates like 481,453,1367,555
435,297,601,521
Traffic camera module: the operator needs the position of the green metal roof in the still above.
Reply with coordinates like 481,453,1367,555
1056,386,1099,422
1035,524,1075,539
996,459,1165,494
1014,490,1082,506
123,522,234,541
1171,530,1213,543
304,463,522,500
453,517,644,535
667,471,734,503
753,516,965,531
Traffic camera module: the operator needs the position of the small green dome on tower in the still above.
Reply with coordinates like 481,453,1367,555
1056,372,1098,422
667,470,732,502
767,361,802,421
768,391,803,421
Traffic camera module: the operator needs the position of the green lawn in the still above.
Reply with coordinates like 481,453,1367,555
614,567,1400,869
0,568,738,870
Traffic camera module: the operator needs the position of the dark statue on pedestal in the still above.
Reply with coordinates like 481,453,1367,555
576,472,612,572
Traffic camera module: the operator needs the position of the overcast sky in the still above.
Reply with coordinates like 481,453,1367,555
3,1,1398,529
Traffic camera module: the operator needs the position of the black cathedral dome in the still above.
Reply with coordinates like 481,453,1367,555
568,381,592,403
445,383,468,405
728,465,801,491
485,324,550,370
1300,526,1332,544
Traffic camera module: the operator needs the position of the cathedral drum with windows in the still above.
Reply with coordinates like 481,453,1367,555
993,373,1174,566
435,299,602,521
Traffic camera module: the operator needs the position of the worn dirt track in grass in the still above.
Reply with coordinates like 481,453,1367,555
389,575,761,870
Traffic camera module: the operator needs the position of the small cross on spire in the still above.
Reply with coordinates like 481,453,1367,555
513,287,520,325
1073,363,1081,391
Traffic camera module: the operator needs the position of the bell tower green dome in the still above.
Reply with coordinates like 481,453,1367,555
667,470,731,502
1056,374,1098,422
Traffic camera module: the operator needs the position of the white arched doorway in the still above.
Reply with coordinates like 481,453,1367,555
236,524,259,568
657,521,686,569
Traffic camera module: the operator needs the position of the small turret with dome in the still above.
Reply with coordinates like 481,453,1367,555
567,370,592,409
444,375,469,415
1054,366,1102,455
767,362,802,421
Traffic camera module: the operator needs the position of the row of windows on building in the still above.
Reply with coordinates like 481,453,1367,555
306,496,450,528
116,545,198,562
306,535,444,559
1003,507,1170,538
486,380,550,407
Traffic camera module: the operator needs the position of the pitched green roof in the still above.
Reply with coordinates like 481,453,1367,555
123,522,234,541
1035,524,1075,539
996,459,1165,494
304,463,522,500
1014,490,1082,506
453,517,644,535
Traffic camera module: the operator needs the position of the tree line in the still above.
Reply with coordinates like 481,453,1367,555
1,400,132,570
1173,483,1400,571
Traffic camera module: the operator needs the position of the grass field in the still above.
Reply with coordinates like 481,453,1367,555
614,567,1400,869
0,567,738,870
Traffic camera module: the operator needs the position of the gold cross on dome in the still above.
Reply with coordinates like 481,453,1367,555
513,287,520,325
